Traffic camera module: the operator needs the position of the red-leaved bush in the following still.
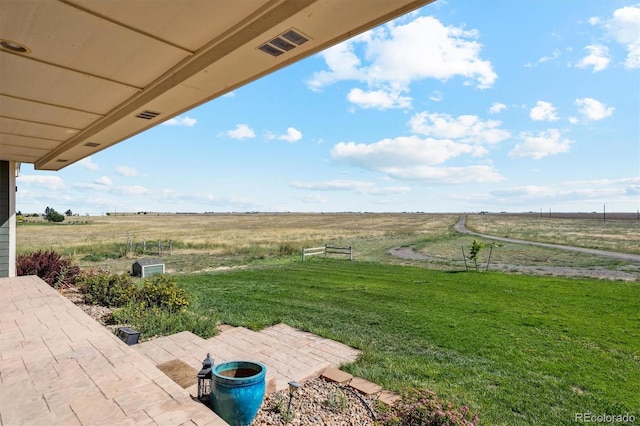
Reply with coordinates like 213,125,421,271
16,250,80,288
377,388,478,426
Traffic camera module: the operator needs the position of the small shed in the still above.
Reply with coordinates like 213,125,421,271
132,258,165,278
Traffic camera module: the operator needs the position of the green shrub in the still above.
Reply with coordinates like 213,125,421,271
111,302,218,339
376,388,478,426
137,274,189,312
16,250,80,288
77,270,136,307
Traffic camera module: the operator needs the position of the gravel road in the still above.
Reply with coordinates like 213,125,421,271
454,214,640,263
389,215,640,281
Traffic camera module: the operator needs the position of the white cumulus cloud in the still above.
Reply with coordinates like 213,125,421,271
605,5,640,69
162,116,197,127
331,136,481,169
94,176,112,186
575,98,614,121
116,165,140,177
278,127,303,143
308,15,496,109
382,164,504,184
76,157,98,170
227,124,255,140
509,129,573,159
347,88,412,110
530,101,559,122
17,175,65,190
489,102,507,114
409,111,510,144
576,44,611,72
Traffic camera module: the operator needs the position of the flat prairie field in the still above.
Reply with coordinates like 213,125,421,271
17,213,456,249
17,212,640,277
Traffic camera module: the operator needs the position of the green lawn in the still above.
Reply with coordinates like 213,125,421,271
178,260,639,425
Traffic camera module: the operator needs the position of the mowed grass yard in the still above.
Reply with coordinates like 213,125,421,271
180,261,640,425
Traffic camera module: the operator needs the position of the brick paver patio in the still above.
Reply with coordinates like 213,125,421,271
0,276,225,425
0,276,364,425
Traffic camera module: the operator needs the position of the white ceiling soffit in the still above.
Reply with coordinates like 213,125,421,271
0,0,434,170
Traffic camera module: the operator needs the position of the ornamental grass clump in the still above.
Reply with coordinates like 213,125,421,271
137,274,189,312
77,269,136,307
377,388,478,426
110,275,214,339
77,271,189,311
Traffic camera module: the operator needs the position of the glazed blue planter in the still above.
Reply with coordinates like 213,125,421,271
210,361,266,426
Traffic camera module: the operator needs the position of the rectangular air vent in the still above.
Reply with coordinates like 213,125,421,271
84,142,100,148
282,30,309,46
259,44,284,57
136,110,161,120
56,159,68,163
258,29,310,57
270,37,295,51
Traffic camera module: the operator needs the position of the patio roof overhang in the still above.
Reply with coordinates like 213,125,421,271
0,0,434,171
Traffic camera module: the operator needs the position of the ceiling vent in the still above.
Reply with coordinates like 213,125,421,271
259,29,310,57
84,142,100,148
56,159,68,163
136,110,161,120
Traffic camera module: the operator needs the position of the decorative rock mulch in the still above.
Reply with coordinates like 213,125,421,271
252,377,378,425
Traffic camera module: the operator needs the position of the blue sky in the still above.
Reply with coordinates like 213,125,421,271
17,0,640,214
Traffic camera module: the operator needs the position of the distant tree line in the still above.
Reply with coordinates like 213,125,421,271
44,207,65,222
16,207,78,223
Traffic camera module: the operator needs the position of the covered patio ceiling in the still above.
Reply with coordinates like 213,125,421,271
0,0,434,171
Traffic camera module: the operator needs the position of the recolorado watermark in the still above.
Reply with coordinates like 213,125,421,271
575,412,636,424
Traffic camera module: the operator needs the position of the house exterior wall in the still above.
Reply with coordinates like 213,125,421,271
0,161,17,278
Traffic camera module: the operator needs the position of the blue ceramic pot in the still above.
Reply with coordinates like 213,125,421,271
211,361,266,426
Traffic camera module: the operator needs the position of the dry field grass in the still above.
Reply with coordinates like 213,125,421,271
18,213,455,249
17,212,639,277
17,213,457,272
465,213,640,255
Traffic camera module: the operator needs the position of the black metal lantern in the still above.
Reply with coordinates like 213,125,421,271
197,353,214,404
287,380,301,415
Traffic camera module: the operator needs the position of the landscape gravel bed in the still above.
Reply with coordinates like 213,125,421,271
252,378,377,425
